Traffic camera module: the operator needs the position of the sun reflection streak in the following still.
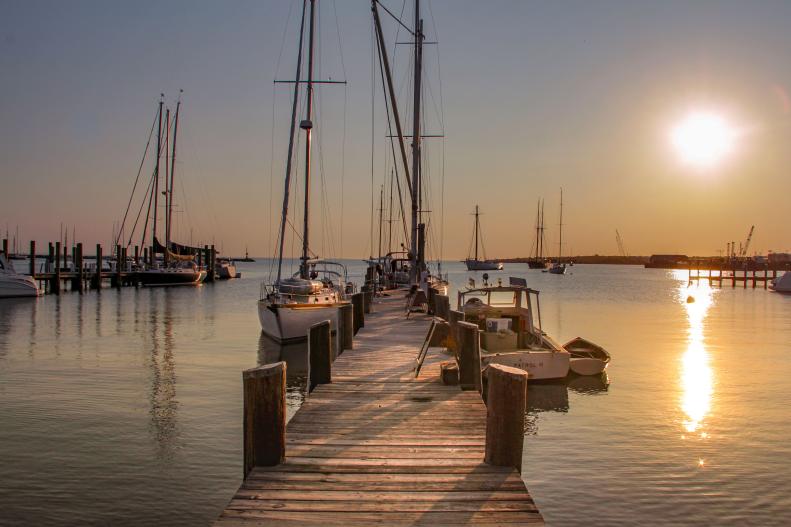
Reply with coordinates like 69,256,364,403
673,271,714,435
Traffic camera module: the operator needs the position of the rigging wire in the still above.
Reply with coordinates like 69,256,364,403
116,106,158,247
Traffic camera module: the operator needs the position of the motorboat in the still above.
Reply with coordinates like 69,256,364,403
458,277,570,380
563,337,611,376
464,205,503,271
548,262,566,275
215,257,238,279
770,271,791,293
0,253,40,298
259,260,353,343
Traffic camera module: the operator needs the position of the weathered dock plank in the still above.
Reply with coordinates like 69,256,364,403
216,293,543,526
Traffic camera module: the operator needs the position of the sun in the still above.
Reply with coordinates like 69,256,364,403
671,111,736,169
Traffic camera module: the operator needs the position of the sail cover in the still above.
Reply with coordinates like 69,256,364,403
153,237,201,261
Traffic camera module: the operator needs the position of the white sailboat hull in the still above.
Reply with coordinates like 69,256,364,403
481,350,570,380
258,300,341,344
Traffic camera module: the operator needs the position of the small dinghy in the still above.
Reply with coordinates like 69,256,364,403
563,337,611,376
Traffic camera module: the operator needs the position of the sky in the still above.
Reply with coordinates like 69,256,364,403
1,0,790,259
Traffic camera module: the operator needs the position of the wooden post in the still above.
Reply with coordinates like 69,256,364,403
436,295,450,321
338,303,354,352
47,242,54,273
765,267,768,290
752,269,756,288
74,242,84,293
1,238,7,257
93,244,103,290
351,292,364,334
428,287,437,315
53,241,62,294
209,244,216,282
308,320,332,393
243,362,286,477
114,244,122,288
29,240,36,277
457,321,482,393
134,245,140,267
743,268,747,289
732,266,736,288
448,309,465,355
484,363,528,471
363,290,373,314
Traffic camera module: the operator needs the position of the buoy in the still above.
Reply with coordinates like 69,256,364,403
686,295,695,303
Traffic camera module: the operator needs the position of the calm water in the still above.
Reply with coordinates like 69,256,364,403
1,262,789,525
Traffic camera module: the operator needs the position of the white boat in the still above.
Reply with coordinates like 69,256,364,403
548,262,566,275
464,205,503,271
564,337,611,376
0,253,40,298
458,278,570,380
215,258,238,279
259,8,350,344
770,271,791,293
259,262,352,343
139,261,206,287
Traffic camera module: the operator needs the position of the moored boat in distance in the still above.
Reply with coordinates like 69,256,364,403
215,257,238,279
458,278,570,380
564,337,611,376
464,205,504,271
0,253,40,298
548,188,567,275
770,271,791,293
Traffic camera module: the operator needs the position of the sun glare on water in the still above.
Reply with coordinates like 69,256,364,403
671,111,737,169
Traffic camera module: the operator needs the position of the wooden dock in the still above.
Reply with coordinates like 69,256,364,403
215,293,543,526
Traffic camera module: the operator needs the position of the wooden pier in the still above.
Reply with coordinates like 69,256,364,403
686,259,779,289
2,238,218,294
216,294,543,526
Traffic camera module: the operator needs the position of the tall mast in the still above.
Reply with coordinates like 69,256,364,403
164,108,171,263
387,169,394,256
153,98,163,251
169,98,181,256
409,0,424,283
299,0,317,279
275,0,308,285
558,188,563,260
377,185,384,263
474,205,480,261
540,199,545,259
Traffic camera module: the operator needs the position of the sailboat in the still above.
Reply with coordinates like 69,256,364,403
138,97,206,287
527,200,548,269
258,0,352,344
548,188,566,275
464,205,503,271
368,0,449,295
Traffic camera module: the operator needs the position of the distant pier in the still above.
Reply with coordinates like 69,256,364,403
2,238,219,294
686,258,783,289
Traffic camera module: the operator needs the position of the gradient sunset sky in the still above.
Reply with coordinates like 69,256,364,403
1,0,790,259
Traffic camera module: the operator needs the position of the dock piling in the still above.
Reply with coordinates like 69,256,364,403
457,321,482,393
363,290,373,314
308,320,332,392
351,292,364,334
338,303,354,352
29,240,36,276
242,362,287,477
93,244,103,290
484,363,528,471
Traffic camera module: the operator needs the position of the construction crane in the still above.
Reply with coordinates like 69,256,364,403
615,229,628,257
739,225,755,257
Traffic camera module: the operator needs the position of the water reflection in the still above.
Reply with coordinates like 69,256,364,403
525,374,609,434
148,290,180,460
675,270,714,437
